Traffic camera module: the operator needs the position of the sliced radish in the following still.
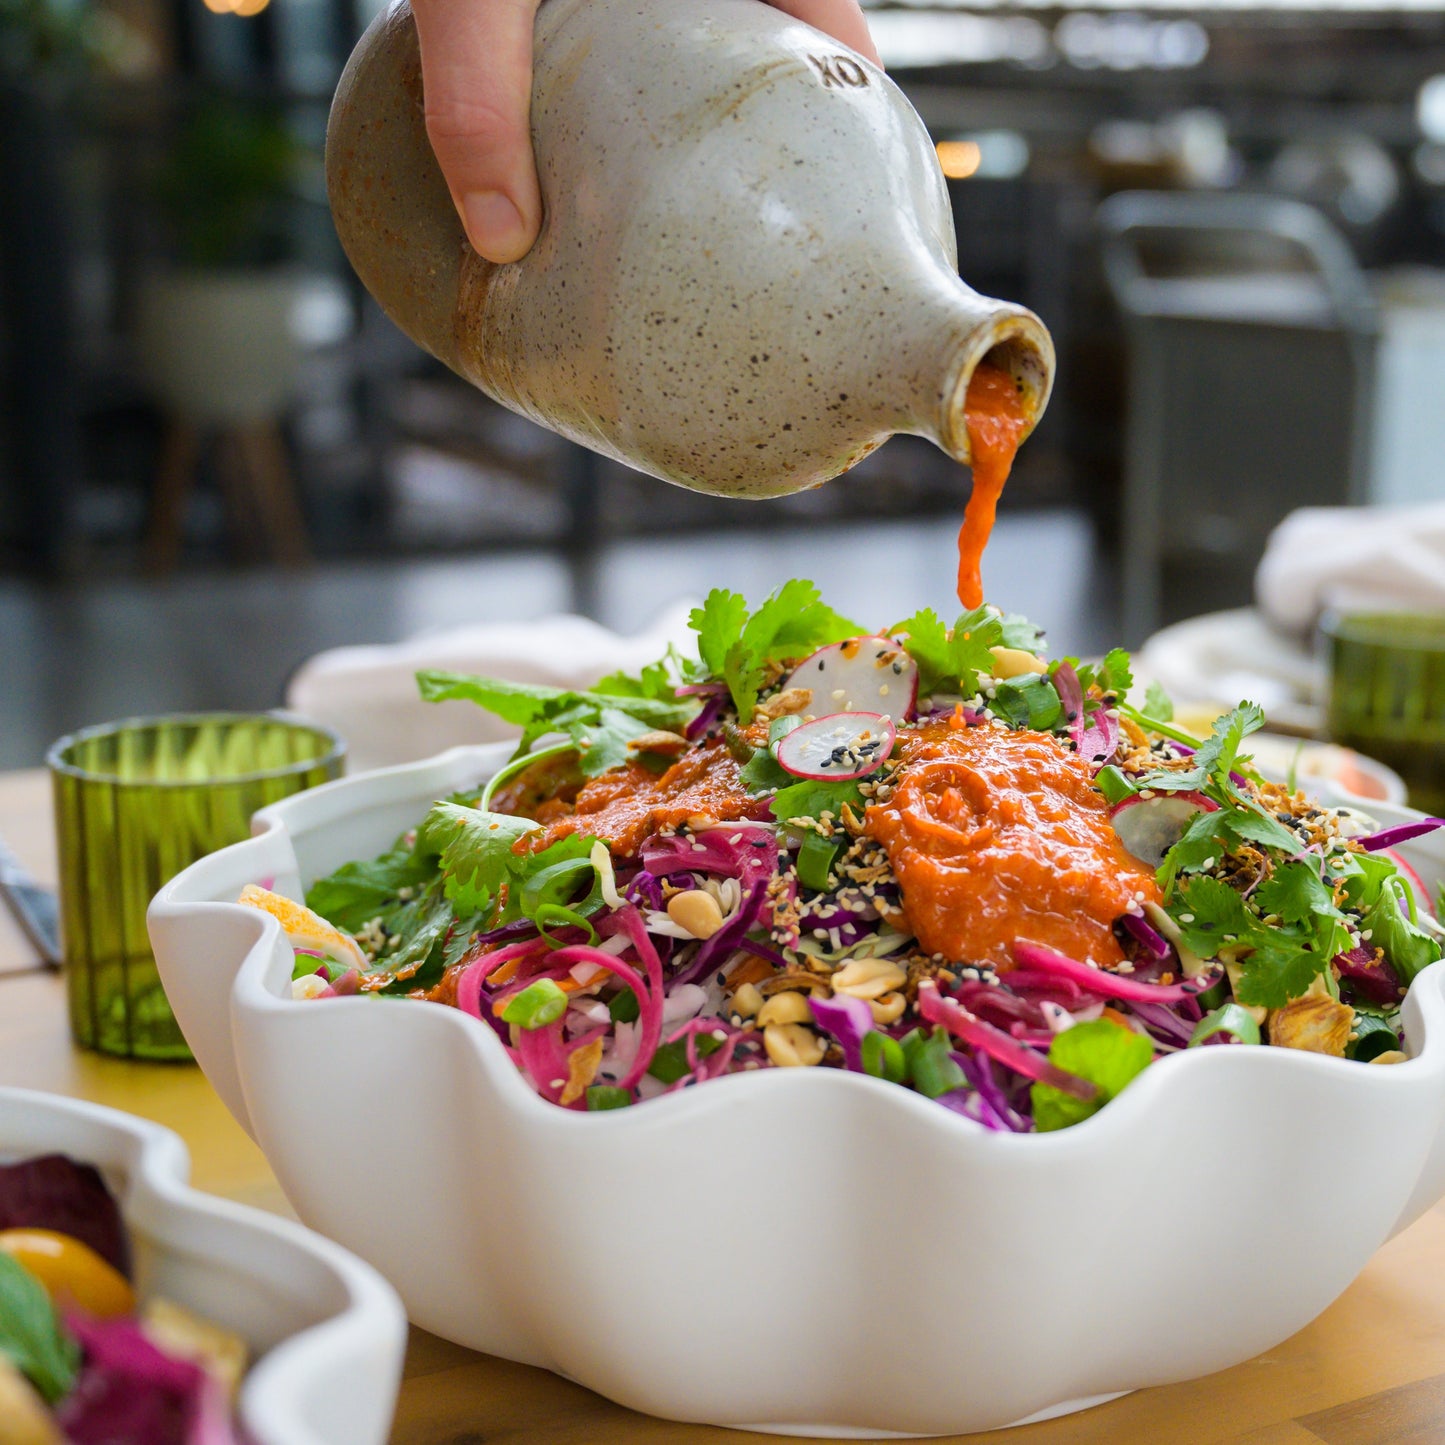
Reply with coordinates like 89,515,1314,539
776,712,896,781
784,636,918,723
1111,791,1218,868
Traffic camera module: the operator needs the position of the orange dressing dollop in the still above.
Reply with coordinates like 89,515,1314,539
956,363,1031,610
528,738,758,856
863,720,1160,970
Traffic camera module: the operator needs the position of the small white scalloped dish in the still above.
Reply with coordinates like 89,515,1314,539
148,742,1445,1438
0,1086,407,1445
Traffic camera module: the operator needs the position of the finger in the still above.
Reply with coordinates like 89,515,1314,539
767,0,882,67
412,0,542,263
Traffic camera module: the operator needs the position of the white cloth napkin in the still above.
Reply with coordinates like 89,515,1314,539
286,604,696,773
1255,502,1445,634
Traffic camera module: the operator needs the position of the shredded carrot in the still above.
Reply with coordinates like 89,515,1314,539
485,954,526,988
724,954,776,991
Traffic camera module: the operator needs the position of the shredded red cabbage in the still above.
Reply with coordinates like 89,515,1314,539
808,993,873,1072
918,984,1096,1099
1012,940,1221,1003
1357,818,1445,852
1121,911,1172,962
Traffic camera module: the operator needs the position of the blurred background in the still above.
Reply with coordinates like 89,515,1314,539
2,0,1444,769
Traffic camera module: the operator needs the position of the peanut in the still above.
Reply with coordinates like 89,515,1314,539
756,991,813,1027
764,1021,825,1067
988,645,1046,679
627,730,689,756
666,889,724,939
756,687,813,721
731,981,764,1019
1369,1050,1410,1066
869,991,907,1025
831,957,908,1000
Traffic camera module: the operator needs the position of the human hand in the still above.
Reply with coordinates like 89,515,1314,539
411,0,881,265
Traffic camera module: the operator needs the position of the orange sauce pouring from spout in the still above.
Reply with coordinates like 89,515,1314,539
956,363,1031,609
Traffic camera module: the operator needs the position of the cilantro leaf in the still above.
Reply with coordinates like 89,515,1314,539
891,605,1003,699
689,590,749,679
1156,809,1236,892
686,581,861,720
593,657,683,705
1195,701,1265,782
1234,940,1335,1011
1144,680,1174,721
1254,860,1340,927
999,613,1046,652
417,670,693,777
305,835,440,934
1139,702,1266,798
1167,873,1333,1009
1031,1020,1153,1132
888,607,951,696
421,801,542,916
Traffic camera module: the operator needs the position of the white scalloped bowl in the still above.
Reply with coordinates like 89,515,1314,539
0,1086,407,1445
148,742,1445,1438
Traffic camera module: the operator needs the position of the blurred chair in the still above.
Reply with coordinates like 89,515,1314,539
1098,191,1377,640
137,271,312,570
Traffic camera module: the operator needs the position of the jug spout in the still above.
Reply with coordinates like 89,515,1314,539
867,267,1055,468
327,0,1056,498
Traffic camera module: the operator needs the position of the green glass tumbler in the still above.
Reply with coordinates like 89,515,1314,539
1324,612,1445,816
47,712,345,1060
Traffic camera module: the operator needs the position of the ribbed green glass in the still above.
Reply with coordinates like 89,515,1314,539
47,713,345,1060
1324,612,1445,815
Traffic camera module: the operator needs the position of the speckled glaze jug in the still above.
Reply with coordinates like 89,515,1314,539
327,0,1054,498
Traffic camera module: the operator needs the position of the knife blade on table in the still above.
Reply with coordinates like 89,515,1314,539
0,833,62,970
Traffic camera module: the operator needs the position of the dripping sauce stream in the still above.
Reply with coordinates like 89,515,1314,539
956,363,1031,610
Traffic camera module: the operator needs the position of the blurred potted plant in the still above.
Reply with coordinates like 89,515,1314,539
137,99,306,424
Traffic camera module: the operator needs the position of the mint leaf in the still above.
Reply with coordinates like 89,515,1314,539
0,1251,79,1404
1031,1020,1153,1132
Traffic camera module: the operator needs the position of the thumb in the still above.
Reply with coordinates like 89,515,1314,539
412,0,543,264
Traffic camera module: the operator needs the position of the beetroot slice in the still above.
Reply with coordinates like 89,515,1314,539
0,1154,131,1280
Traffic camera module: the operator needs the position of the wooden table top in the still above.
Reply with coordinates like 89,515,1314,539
5,764,1445,1444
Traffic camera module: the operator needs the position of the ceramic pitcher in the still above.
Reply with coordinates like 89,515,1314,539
327,0,1055,498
